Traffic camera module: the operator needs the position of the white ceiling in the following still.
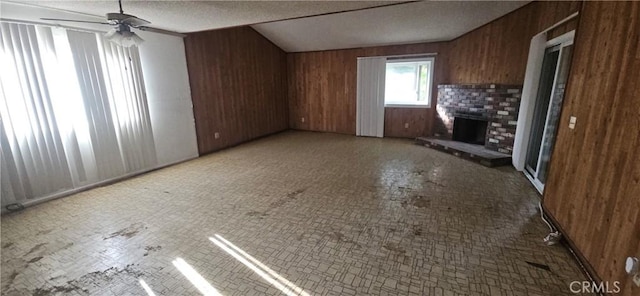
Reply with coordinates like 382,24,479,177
4,0,398,32
2,1,530,52
252,1,529,52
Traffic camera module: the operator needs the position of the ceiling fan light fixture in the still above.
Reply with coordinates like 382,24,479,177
105,24,144,47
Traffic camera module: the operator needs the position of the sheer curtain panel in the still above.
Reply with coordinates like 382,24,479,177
0,23,74,203
356,57,386,138
0,22,156,208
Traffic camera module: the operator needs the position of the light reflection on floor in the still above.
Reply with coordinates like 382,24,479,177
139,279,158,296
173,258,223,296
213,234,310,296
210,235,310,296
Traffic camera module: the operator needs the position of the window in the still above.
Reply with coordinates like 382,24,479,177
384,57,434,107
1,22,156,205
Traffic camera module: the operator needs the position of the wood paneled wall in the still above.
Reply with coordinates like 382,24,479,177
544,2,640,295
383,108,430,139
287,2,581,138
287,42,448,136
447,1,581,84
287,48,361,135
184,26,288,155
183,2,639,293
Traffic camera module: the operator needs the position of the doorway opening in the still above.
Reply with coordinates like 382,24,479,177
524,32,574,193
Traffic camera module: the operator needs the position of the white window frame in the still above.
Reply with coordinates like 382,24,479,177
384,56,435,108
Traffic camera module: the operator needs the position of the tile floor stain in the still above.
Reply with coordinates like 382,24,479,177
0,131,592,295
36,229,53,235
246,188,307,219
245,210,268,218
27,256,43,263
24,243,47,256
401,195,431,208
143,245,162,257
383,242,407,255
526,261,552,271
103,223,145,240
33,264,143,296
326,231,362,249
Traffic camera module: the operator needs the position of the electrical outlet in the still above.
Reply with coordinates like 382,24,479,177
301,117,305,123
569,116,577,129
404,123,409,129
214,132,220,139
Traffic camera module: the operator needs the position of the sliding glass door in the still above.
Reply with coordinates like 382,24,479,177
525,34,574,193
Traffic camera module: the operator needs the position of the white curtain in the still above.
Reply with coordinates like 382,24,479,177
356,57,386,137
513,32,547,170
0,24,74,203
97,34,156,173
0,22,156,207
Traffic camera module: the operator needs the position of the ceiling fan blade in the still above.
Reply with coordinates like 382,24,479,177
40,18,110,25
136,26,185,38
121,16,151,27
105,29,118,39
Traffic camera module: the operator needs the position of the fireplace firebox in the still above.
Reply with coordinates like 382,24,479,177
452,117,488,145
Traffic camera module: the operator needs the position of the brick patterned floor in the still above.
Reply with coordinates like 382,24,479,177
1,131,589,295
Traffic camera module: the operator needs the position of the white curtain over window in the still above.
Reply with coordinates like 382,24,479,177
97,34,156,173
0,22,156,207
513,32,547,170
356,57,386,138
0,24,73,202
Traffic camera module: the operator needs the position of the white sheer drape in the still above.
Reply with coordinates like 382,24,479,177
0,22,156,207
356,57,386,138
97,34,156,173
0,24,73,203
513,32,547,170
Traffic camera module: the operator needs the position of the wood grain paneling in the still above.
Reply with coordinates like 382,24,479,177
383,108,429,138
288,2,580,137
184,27,288,155
548,17,579,40
544,2,640,295
287,48,361,135
287,42,448,136
448,1,581,84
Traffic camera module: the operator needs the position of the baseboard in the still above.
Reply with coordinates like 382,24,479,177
198,128,290,157
1,155,198,215
541,203,604,295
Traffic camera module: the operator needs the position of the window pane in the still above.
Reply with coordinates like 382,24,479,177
418,64,429,102
384,59,432,106
385,64,418,104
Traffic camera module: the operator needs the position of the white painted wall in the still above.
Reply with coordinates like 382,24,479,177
137,32,198,166
1,2,198,167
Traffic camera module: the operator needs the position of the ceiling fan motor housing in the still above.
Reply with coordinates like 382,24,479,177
106,13,132,21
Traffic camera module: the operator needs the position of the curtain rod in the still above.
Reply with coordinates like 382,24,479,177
1,18,107,34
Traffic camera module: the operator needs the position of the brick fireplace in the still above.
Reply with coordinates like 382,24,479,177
434,84,522,154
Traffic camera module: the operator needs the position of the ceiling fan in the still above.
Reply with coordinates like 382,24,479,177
40,0,184,47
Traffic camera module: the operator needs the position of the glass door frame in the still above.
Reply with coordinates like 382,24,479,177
524,31,575,194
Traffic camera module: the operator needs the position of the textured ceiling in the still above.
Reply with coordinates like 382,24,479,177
4,0,398,33
2,1,530,52
252,1,529,52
